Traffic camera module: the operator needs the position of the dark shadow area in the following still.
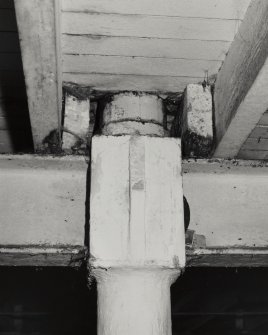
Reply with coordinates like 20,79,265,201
0,268,268,334
172,268,268,335
0,0,33,153
0,267,97,335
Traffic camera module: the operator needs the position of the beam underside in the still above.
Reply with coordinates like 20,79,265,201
0,156,267,266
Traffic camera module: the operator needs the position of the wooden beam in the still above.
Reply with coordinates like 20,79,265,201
14,0,62,151
0,155,88,248
0,155,268,266
183,159,268,248
214,0,268,158
187,248,268,267
0,246,87,267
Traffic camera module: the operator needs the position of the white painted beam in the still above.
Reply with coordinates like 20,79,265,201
214,0,268,158
14,0,62,151
0,156,268,266
0,155,87,247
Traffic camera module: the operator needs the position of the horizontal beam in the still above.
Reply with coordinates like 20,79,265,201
0,155,268,266
0,155,88,248
187,248,268,267
0,246,87,267
214,0,268,158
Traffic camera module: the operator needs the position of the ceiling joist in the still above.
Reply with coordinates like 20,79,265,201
214,0,268,158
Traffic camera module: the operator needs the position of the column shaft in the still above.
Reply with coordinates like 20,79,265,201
94,268,179,335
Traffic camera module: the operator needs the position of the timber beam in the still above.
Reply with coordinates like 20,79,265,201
14,0,62,151
0,155,268,267
213,0,268,158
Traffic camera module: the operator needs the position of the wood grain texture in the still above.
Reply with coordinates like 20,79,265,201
259,111,268,125
183,159,268,248
249,126,268,139
63,72,203,93
14,0,61,151
62,12,239,41
0,246,87,267
63,54,222,78
214,0,268,158
187,249,268,267
62,0,250,20
237,149,268,160
239,138,268,151
62,35,231,60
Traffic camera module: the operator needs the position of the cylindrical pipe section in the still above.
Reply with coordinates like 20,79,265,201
93,267,179,335
100,93,165,136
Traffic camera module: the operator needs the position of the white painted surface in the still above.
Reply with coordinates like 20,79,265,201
214,0,268,158
63,54,222,78
14,0,61,150
62,13,239,41
0,155,87,246
101,93,165,136
62,0,250,19
94,268,179,335
183,160,268,248
62,92,90,151
102,93,163,124
90,136,185,268
62,73,203,92
183,84,213,138
61,0,250,93
215,59,268,158
1,155,267,250
62,35,231,61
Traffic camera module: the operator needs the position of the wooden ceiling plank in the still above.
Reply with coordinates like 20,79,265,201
62,12,239,41
63,54,222,78
249,126,268,139
237,150,268,160
213,0,268,158
259,111,268,125
239,138,268,151
62,73,203,93
14,0,62,151
62,35,231,61
62,0,250,20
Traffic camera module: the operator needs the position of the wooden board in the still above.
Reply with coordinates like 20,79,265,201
14,0,61,151
62,12,239,41
237,150,268,160
187,248,268,267
214,0,268,158
62,0,250,20
249,126,268,139
239,138,268,151
63,54,222,78
259,111,268,125
0,246,87,267
62,35,231,61
62,73,203,93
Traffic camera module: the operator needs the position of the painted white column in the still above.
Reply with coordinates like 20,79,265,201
90,93,185,335
94,268,179,335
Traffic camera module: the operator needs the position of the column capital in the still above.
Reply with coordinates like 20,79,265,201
90,135,185,270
